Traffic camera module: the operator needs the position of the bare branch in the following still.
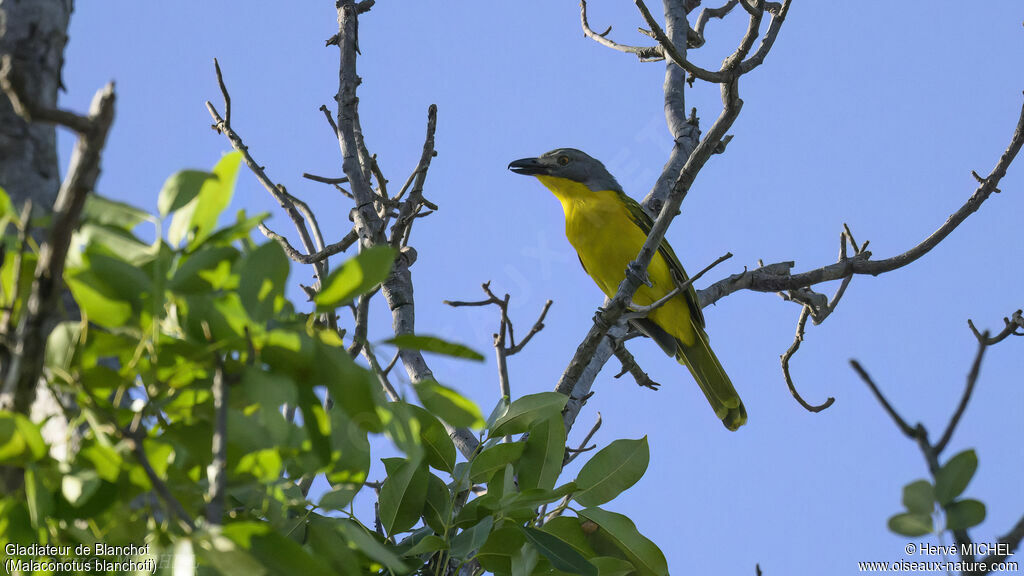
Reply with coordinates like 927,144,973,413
692,1,739,48
0,55,92,133
623,252,731,319
612,343,661,390
580,0,664,61
508,300,553,355
126,427,195,531
302,173,349,185
333,0,478,458
700,95,1024,307
564,412,603,466
981,514,1024,568
258,222,357,265
780,307,835,413
206,62,327,288
635,0,727,83
213,58,231,127
390,104,438,247
849,360,917,439
968,310,1024,346
933,336,987,455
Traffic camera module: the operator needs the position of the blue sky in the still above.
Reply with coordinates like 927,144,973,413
59,2,1023,573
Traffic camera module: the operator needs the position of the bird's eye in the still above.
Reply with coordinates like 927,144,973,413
557,156,570,166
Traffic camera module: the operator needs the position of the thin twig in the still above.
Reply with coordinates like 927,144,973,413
780,307,835,412
933,335,987,455
700,95,1024,308
303,173,349,185
849,360,917,439
611,343,660,391
623,252,732,318
580,0,663,61
968,310,1024,346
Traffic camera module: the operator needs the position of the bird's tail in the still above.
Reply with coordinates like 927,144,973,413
675,332,746,431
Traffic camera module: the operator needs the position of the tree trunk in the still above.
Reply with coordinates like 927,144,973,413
0,0,74,463
0,0,72,209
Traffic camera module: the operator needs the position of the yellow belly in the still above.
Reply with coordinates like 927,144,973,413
539,176,696,347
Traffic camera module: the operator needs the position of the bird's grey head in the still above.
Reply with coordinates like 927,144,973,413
508,148,623,193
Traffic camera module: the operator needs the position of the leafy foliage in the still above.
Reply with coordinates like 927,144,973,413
0,160,668,576
888,450,986,537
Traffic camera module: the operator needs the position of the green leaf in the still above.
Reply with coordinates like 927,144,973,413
450,515,494,560
945,499,986,530
421,473,451,534
407,404,456,473
312,338,383,432
169,152,242,247
591,557,638,576
413,379,485,429
296,384,331,466
0,186,14,226
403,534,447,557
86,252,152,306
511,541,539,576
382,401,424,463
477,525,526,574
307,518,362,575
888,512,934,537
490,392,568,437
238,241,289,323
79,443,123,482
73,222,154,265
84,194,152,231
0,412,48,464
470,442,525,482
540,516,597,558
67,274,133,327
315,245,396,310
902,479,935,515
327,408,370,494
378,457,429,536
574,437,649,507
221,521,333,575
935,449,978,505
168,245,239,293
501,482,577,513
158,169,215,217
202,210,270,247
235,449,283,482
518,415,566,491
521,526,598,576
336,519,409,573
384,334,484,361
23,465,53,528
319,487,359,511
578,507,668,576
45,321,82,371
486,396,510,428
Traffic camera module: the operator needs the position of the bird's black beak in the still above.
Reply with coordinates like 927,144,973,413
508,157,548,176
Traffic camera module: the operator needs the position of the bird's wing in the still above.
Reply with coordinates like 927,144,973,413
617,191,706,330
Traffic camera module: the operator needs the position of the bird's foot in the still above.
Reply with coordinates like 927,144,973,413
625,261,652,288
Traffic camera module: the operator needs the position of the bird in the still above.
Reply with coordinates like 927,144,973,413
508,148,746,430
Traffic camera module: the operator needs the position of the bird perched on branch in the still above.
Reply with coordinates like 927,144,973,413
509,148,745,430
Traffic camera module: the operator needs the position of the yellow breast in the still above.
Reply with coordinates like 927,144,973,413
536,175,696,346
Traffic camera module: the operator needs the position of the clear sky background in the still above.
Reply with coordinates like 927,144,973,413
58,2,1022,574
